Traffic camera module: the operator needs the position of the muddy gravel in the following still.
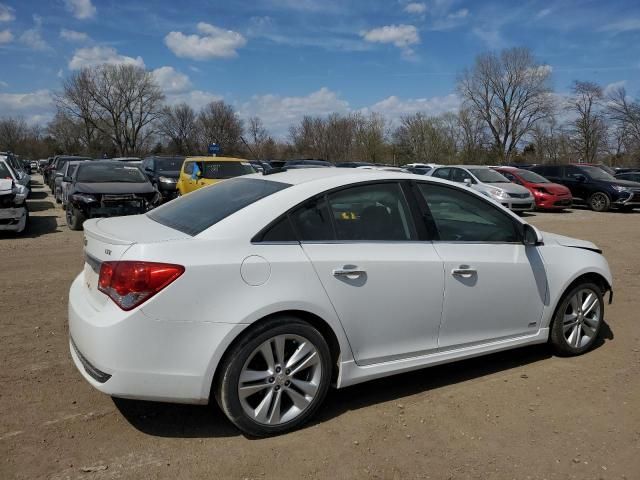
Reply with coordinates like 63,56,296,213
1,175,639,479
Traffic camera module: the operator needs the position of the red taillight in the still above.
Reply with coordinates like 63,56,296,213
98,261,184,311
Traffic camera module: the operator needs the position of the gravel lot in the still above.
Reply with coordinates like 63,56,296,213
1,175,639,479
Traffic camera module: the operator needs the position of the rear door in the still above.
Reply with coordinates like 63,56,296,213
295,181,445,365
415,182,547,348
564,165,590,201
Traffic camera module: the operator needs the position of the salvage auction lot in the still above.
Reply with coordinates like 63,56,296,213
1,176,639,479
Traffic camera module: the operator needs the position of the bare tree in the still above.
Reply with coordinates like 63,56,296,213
393,113,456,164
455,108,489,163
47,112,84,154
607,86,640,152
197,101,244,156
457,47,553,162
246,116,275,159
56,64,164,156
567,81,607,163
353,113,388,162
157,103,197,155
0,117,29,152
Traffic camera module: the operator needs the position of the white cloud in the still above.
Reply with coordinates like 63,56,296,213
152,66,191,93
164,23,247,60
448,8,468,20
604,80,626,96
64,0,96,20
361,24,419,48
69,46,145,70
0,3,15,22
241,87,350,136
404,3,427,15
0,28,12,44
472,27,504,49
20,26,49,51
600,18,640,34
164,90,222,110
60,28,89,42
0,80,8,87
361,93,460,125
536,8,552,19
0,89,53,123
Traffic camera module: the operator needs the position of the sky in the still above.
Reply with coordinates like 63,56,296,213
0,0,639,137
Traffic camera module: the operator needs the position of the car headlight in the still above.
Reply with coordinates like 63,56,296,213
613,185,631,193
158,176,176,184
71,193,97,203
488,188,509,200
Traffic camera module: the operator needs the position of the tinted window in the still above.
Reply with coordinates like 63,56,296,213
418,183,520,243
76,164,147,183
155,157,184,171
0,161,12,179
537,165,562,177
517,169,549,183
201,161,254,179
183,162,195,175
467,168,510,183
576,165,615,181
259,216,297,242
432,168,451,179
451,168,472,183
149,178,290,236
290,197,334,241
327,183,416,241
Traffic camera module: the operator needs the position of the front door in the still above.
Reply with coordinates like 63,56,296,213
416,182,547,349
292,182,445,365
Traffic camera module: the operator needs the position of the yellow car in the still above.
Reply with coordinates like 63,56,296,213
176,156,255,195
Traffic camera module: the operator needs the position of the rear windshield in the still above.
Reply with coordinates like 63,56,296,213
77,164,147,183
148,177,290,236
155,157,184,171
201,161,255,179
0,162,12,179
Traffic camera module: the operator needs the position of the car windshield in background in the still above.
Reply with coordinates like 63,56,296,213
68,164,79,177
468,168,511,183
579,166,615,181
148,178,290,236
201,161,255,179
516,169,550,184
0,162,12,179
156,158,184,171
57,158,91,171
76,164,147,183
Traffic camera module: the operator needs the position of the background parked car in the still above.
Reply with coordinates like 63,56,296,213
269,159,335,169
0,164,28,234
430,165,534,212
493,166,572,210
1,152,30,197
176,156,255,195
52,156,92,202
530,164,640,212
60,160,91,208
614,171,640,183
65,161,160,230
336,161,376,168
141,156,185,201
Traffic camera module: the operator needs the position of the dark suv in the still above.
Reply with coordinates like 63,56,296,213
530,164,640,212
141,156,185,201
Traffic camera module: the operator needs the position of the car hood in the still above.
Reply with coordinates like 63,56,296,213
532,183,571,194
608,179,640,188
542,232,601,253
485,182,531,195
73,182,156,194
0,178,13,195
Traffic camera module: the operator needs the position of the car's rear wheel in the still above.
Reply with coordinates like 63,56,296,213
215,317,332,437
550,282,604,356
588,192,610,212
66,206,86,231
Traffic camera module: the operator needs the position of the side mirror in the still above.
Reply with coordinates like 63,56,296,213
463,178,472,187
523,224,543,246
63,176,72,182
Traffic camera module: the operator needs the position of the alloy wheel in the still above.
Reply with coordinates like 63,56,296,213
562,288,601,348
238,334,322,426
590,193,607,211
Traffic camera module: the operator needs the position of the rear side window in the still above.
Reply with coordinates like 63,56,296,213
202,161,255,179
432,168,451,180
290,197,335,241
148,178,290,236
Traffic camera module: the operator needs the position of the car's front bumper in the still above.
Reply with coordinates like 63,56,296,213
534,194,573,210
0,207,27,232
68,273,247,404
499,200,535,211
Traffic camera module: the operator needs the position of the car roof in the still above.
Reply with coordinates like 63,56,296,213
184,156,248,162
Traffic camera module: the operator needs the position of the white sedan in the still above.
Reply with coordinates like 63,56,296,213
69,168,612,436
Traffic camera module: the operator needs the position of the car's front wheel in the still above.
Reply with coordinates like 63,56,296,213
550,282,604,356
66,205,86,231
215,317,332,437
588,192,610,212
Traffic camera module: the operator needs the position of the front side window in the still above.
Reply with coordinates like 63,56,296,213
432,168,451,180
183,161,195,175
467,168,510,183
418,183,520,243
450,168,473,183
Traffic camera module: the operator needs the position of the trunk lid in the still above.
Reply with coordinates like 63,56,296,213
82,214,190,309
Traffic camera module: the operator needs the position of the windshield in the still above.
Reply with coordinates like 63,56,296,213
468,168,511,183
155,157,184,172
148,178,290,236
579,166,615,181
201,161,255,179
76,164,147,183
516,169,550,184
0,162,13,179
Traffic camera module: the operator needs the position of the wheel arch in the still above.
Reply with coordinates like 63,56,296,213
209,309,343,403
549,271,612,329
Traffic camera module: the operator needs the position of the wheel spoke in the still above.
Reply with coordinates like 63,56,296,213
563,318,578,334
285,341,314,369
582,294,598,316
290,351,319,376
572,324,582,347
259,342,276,372
239,381,271,399
273,336,286,366
285,386,311,410
268,390,282,424
291,378,319,397
253,388,275,423
240,369,271,384
569,295,579,314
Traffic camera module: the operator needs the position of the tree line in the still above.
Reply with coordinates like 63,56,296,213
2,47,640,166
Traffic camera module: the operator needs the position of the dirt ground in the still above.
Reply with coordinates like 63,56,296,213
1,175,639,480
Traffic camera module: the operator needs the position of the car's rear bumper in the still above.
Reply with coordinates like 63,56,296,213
68,273,246,404
0,207,27,232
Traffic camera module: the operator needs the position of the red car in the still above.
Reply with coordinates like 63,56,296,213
493,166,573,210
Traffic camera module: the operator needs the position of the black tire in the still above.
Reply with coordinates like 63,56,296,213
215,316,332,437
549,282,604,356
588,192,610,212
67,205,86,231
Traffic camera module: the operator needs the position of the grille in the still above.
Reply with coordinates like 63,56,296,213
508,192,530,199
